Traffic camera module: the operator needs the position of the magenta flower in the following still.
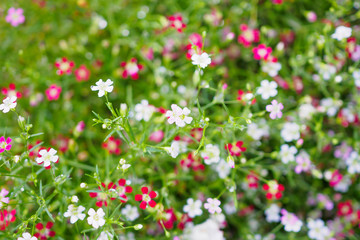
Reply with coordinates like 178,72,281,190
0,137,12,153
266,100,284,119
5,8,25,27
334,141,352,161
45,84,62,101
0,188,10,208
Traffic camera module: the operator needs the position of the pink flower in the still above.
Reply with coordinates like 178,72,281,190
0,188,10,208
329,170,343,187
294,154,311,174
75,121,85,133
306,11,317,22
266,100,284,119
1,84,22,98
272,0,283,4
238,24,260,47
204,198,222,214
54,58,74,75
186,33,203,59
5,8,25,27
280,209,303,232
74,65,90,82
334,142,352,160
149,130,164,143
0,209,16,231
120,58,144,80
0,137,12,153
252,44,272,60
45,84,62,101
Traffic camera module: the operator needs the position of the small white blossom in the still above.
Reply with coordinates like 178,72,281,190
134,100,156,122
64,204,86,224
345,151,360,174
121,204,139,221
247,119,270,140
319,98,341,117
165,141,187,158
279,144,298,164
191,52,211,68
215,159,231,179
165,104,193,127
331,26,352,41
90,79,114,97
265,204,281,223
307,219,331,240
36,148,59,168
87,208,106,229
299,103,316,120
204,198,222,214
183,198,203,218
280,209,303,232
257,80,278,100
201,144,220,165
262,61,281,77
17,232,37,240
97,231,113,240
0,96,17,113
71,195,79,203
281,122,300,142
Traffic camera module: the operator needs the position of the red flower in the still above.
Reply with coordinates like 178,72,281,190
262,180,284,200
168,14,186,33
246,172,259,189
225,141,246,157
54,57,74,75
74,65,90,82
180,153,205,172
120,58,144,80
329,170,343,187
51,135,69,153
1,84,22,98
0,209,16,231
337,200,353,217
115,179,133,203
45,84,62,101
89,182,116,207
135,187,157,209
252,44,272,60
238,24,260,48
158,208,177,230
28,140,42,158
185,33,203,59
102,136,122,155
177,213,192,230
34,221,55,239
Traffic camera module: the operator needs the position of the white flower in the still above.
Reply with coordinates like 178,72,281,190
353,70,360,87
247,119,270,140
316,63,336,80
215,159,231,179
165,141,187,158
87,208,106,229
64,204,86,224
307,219,331,240
299,104,316,120
257,80,278,100
36,148,59,168
281,122,300,142
71,195,79,203
90,79,114,97
262,61,281,77
183,198,203,218
201,144,220,165
204,198,222,214
121,204,139,221
331,26,352,41
279,144,298,164
0,96,17,113
134,100,156,122
281,209,303,232
345,151,360,174
165,104,193,127
17,232,37,240
191,52,211,68
182,219,225,240
334,176,351,193
319,98,341,117
265,204,281,223
97,231,113,240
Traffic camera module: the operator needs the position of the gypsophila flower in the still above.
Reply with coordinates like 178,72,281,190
97,231,114,240
36,148,59,169
165,104,193,127
279,144,297,164
204,198,222,214
266,100,283,119
307,219,331,240
201,144,220,165
6,8,25,27
134,100,156,122
257,80,278,100
87,208,105,229
280,209,303,232
71,196,79,203
17,232,37,240
0,137,12,153
262,61,281,77
121,204,139,221
215,159,231,179
345,151,360,174
183,198,203,218
191,52,212,68
0,188,9,209
90,79,114,97
63,204,86,224
265,204,281,223
331,26,352,41
281,122,300,142
0,96,17,113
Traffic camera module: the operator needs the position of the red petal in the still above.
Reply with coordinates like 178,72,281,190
149,200,157,208
125,186,133,193
46,221,54,229
118,179,126,186
149,191,157,198
141,187,148,194
96,201,103,207
89,192,97,198
36,223,44,230
135,194,142,201
140,201,147,209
